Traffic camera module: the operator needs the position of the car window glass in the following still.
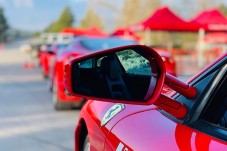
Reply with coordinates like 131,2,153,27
116,49,151,76
78,58,93,68
201,72,227,129
97,56,105,67
80,38,136,51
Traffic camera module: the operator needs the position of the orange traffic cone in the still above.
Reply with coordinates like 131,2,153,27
29,63,35,69
23,62,29,69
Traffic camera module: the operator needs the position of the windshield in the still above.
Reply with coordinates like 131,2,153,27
57,43,69,49
80,38,137,51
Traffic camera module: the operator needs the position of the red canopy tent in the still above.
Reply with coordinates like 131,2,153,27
111,28,141,41
85,27,108,37
129,7,190,32
130,7,227,32
61,27,107,37
188,9,227,67
127,7,227,68
61,28,87,35
189,9,227,32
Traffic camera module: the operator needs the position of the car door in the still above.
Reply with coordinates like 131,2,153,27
169,59,227,150
186,63,227,150
104,57,226,151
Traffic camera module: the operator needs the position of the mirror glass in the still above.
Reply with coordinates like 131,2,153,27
71,48,158,101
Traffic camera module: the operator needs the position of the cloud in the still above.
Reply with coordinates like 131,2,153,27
13,0,33,8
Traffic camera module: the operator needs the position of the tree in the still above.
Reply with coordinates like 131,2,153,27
218,4,227,15
58,6,74,26
117,0,161,27
45,6,74,32
45,22,58,32
0,7,9,42
80,9,104,29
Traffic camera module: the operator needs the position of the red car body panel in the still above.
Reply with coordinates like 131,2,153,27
77,100,226,151
75,101,154,151
73,51,227,151
40,51,54,77
53,59,82,102
153,48,177,76
105,110,226,151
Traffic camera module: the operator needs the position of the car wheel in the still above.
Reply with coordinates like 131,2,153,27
83,135,90,151
71,98,86,109
52,81,72,110
47,79,53,92
43,73,48,79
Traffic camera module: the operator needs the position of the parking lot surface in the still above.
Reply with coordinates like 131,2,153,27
0,41,79,151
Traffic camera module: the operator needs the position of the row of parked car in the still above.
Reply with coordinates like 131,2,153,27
33,32,226,151
37,33,137,110
36,33,177,110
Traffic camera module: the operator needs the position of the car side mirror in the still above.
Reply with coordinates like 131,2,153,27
64,45,166,105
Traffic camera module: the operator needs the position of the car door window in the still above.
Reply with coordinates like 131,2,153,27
78,58,93,68
188,65,227,142
200,73,227,129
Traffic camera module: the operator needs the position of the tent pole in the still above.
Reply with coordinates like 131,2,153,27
145,28,150,45
197,28,205,68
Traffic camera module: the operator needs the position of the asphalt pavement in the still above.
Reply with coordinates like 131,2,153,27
0,41,80,151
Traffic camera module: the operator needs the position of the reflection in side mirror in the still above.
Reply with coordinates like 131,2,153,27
66,45,164,104
65,45,190,118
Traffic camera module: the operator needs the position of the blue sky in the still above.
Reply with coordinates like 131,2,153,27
0,0,227,32
0,0,89,31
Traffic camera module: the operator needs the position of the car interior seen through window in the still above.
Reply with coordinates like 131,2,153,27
201,72,227,129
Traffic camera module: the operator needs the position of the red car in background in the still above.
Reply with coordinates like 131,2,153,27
51,37,137,110
38,33,74,78
40,43,69,78
64,45,226,151
39,44,55,78
152,47,177,76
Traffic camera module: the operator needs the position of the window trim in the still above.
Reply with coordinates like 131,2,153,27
190,64,227,122
187,64,227,142
190,120,227,142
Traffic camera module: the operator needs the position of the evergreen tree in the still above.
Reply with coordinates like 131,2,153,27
117,0,161,27
80,9,104,29
218,4,227,15
58,6,74,26
46,6,74,32
0,7,9,42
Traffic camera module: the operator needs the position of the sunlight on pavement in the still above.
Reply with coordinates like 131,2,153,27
0,114,77,138
0,50,27,65
0,112,76,124
0,46,80,151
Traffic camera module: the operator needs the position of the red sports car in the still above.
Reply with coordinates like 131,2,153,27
38,33,74,78
51,37,137,110
39,44,57,78
64,45,226,151
152,47,176,76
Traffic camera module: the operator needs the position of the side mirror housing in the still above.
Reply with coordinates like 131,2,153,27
64,45,166,105
64,45,192,119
